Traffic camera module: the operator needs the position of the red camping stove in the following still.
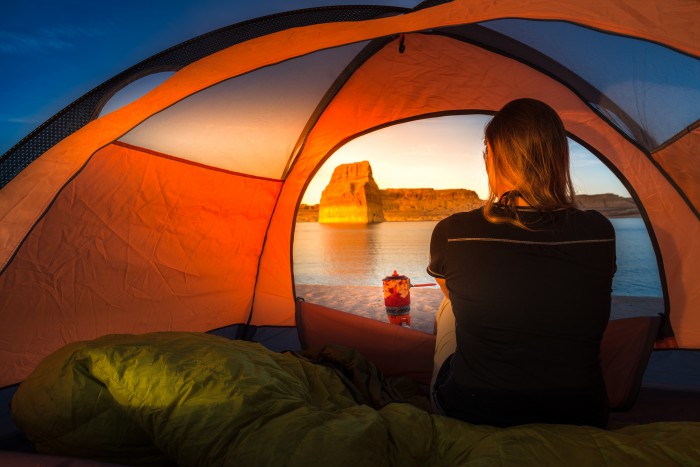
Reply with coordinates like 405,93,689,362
382,270,411,326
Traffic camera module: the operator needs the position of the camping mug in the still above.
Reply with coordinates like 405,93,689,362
382,270,411,326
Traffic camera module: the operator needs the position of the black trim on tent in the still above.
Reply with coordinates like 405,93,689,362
299,109,671,335
413,0,454,10
252,36,399,330
0,6,408,189
113,141,283,182
245,185,287,334
283,36,408,322
568,135,672,338
654,118,700,154
0,140,113,276
90,66,180,121
428,24,700,220
436,24,653,149
281,36,395,178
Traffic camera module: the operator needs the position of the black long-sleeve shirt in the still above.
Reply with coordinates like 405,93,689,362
428,206,616,427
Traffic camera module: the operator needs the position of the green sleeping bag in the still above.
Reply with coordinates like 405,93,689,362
12,332,700,466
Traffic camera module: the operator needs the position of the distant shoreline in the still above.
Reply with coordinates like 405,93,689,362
297,192,641,222
295,284,663,334
296,207,642,223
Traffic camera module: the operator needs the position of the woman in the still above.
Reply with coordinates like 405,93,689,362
428,98,616,428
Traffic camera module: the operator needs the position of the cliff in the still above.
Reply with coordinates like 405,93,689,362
575,193,640,217
381,188,483,221
296,204,320,222
318,161,385,224
296,162,641,222
300,161,483,223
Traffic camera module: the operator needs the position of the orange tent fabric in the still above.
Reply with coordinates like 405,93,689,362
0,0,698,387
0,143,280,385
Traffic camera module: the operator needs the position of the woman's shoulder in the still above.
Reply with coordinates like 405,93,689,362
436,207,495,237
441,207,487,228
565,207,615,237
569,206,612,223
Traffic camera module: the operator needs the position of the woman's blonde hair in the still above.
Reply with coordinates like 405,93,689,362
483,98,575,228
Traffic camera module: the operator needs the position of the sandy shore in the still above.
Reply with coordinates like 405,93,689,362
295,284,664,334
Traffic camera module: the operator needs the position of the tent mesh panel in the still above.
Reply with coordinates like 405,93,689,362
414,0,454,10
0,6,407,189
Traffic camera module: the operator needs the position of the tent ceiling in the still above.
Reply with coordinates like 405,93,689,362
119,42,368,179
118,18,700,179
476,19,700,152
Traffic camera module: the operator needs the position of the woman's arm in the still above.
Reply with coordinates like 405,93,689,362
436,278,449,300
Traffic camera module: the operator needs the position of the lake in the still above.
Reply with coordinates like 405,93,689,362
293,217,663,297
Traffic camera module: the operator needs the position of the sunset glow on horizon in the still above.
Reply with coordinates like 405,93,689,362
301,114,630,205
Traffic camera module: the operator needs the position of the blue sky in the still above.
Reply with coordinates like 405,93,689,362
1,0,628,201
0,0,416,154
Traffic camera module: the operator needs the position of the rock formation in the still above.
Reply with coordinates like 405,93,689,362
381,188,483,221
297,162,640,222
575,194,640,217
318,161,385,224
296,204,320,222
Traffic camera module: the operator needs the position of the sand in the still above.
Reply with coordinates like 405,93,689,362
295,284,664,334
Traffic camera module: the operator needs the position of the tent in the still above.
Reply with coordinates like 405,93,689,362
1,0,699,462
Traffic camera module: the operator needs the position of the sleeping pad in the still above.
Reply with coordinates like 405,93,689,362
11,332,700,466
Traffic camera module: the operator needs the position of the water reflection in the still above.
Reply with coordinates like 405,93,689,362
319,224,378,280
293,218,663,297
293,221,436,286
610,218,662,297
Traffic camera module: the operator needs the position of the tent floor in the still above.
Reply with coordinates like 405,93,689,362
609,387,700,427
610,349,700,426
